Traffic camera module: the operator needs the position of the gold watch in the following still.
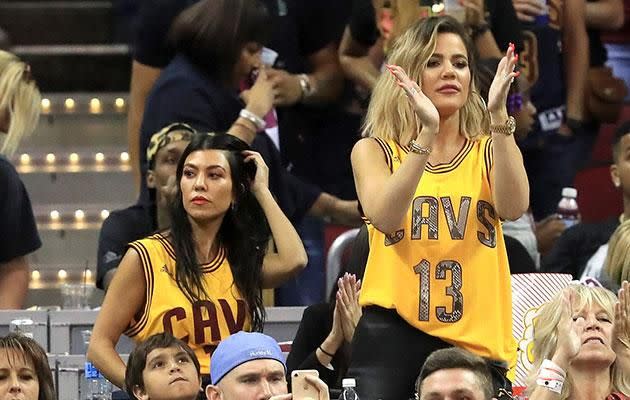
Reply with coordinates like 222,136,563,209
490,116,516,136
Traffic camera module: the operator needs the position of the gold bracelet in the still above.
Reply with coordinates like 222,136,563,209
409,139,432,155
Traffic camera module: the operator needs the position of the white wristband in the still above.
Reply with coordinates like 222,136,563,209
536,377,564,394
239,109,266,130
537,359,566,394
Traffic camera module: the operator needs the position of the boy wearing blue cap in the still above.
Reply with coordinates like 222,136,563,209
206,331,329,400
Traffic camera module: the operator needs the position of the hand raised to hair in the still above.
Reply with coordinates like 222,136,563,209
613,281,630,355
386,64,439,135
487,43,519,119
242,150,269,195
553,288,585,366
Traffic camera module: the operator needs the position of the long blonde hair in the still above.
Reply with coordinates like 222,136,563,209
526,284,630,398
363,16,488,144
0,50,40,156
604,218,630,286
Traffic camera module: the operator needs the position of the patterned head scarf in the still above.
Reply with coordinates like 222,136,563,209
146,122,196,168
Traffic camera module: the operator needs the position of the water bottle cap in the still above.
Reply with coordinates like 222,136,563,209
561,187,577,198
85,362,100,379
342,378,356,387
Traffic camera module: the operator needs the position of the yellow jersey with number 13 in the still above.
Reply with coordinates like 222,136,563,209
359,136,515,366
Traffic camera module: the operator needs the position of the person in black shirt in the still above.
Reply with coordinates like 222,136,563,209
96,123,194,290
542,120,630,278
0,50,41,309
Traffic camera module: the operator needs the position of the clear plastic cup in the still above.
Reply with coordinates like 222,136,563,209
61,283,92,309
10,318,35,339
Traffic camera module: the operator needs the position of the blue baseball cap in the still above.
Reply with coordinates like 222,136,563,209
211,332,286,384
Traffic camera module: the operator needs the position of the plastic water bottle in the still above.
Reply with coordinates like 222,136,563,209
339,378,359,400
85,362,112,400
557,187,579,228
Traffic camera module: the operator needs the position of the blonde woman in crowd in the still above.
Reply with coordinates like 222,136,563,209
0,333,56,400
349,15,528,399
0,50,41,309
527,283,630,400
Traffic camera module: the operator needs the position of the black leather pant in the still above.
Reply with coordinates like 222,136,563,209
347,306,512,400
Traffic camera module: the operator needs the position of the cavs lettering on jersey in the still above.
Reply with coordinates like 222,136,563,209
360,136,515,365
124,233,251,374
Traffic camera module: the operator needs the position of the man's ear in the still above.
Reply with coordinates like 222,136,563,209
205,384,222,400
132,384,149,400
147,170,156,189
611,164,621,188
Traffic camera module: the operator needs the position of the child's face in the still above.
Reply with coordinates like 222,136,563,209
134,346,201,400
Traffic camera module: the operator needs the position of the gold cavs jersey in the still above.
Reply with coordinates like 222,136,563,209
360,136,515,365
124,233,251,374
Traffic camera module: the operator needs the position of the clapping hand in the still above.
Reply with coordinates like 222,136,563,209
487,43,519,120
386,64,439,135
337,273,362,343
613,281,630,355
552,288,585,366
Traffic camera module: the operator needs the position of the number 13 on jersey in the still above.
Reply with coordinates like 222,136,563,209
414,259,463,323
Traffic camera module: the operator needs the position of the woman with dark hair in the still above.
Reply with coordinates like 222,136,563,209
286,225,369,390
137,0,276,201
0,333,56,400
88,133,307,388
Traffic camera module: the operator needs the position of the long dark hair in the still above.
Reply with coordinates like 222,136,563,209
168,133,270,332
169,0,271,83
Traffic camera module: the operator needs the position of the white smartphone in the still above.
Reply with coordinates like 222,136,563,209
291,369,320,399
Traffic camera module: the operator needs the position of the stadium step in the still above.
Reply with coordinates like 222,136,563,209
12,45,130,92
0,1,115,45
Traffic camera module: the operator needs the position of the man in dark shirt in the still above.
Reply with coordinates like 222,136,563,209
96,123,194,290
542,120,630,277
0,155,41,308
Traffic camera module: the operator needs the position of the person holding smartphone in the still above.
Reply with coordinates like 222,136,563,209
206,331,330,400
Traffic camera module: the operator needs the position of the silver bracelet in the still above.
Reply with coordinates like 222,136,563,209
409,139,432,155
239,109,266,131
